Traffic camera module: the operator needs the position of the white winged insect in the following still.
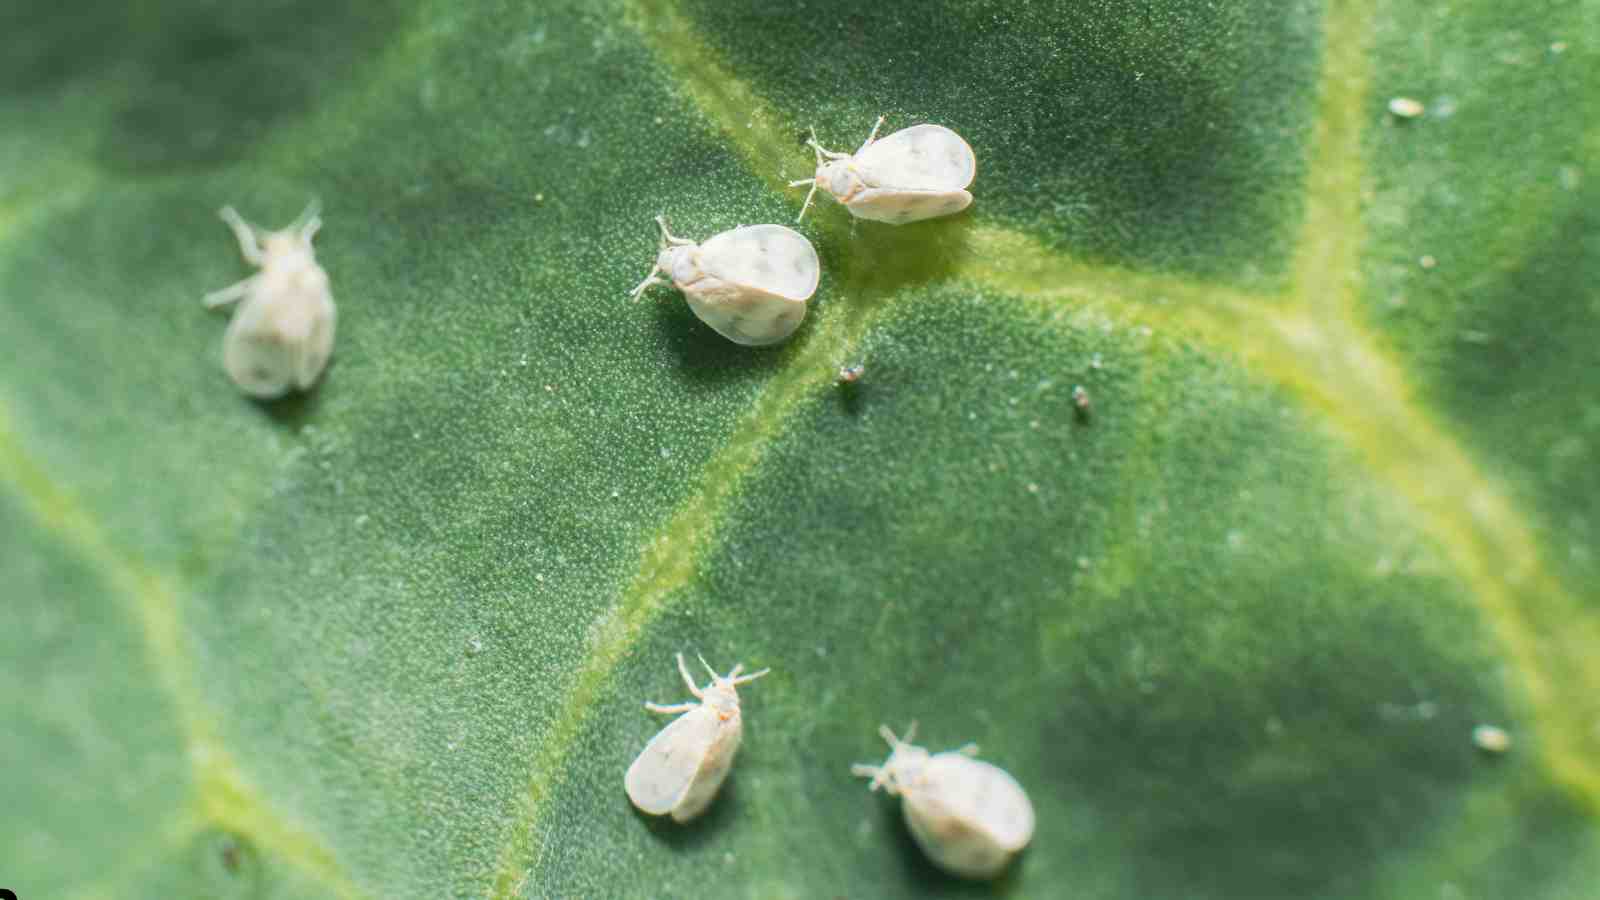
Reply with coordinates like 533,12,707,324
629,216,818,346
789,117,976,224
625,653,770,823
852,723,1035,879
203,201,335,398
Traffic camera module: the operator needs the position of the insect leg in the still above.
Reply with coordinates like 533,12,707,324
851,761,895,793
628,266,663,301
792,179,821,223
729,666,770,686
203,275,260,309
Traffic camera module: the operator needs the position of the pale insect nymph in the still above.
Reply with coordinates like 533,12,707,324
852,723,1035,879
203,201,335,398
625,652,769,823
789,116,976,224
629,216,819,346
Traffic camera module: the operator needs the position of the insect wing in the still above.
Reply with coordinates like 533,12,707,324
625,707,720,816
683,288,805,347
293,279,336,389
901,755,1034,878
919,754,1034,850
222,292,298,398
698,225,819,301
854,124,976,192
904,801,1011,879
668,719,741,822
846,188,972,224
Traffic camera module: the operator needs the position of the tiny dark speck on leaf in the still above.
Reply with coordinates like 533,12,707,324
1073,385,1092,422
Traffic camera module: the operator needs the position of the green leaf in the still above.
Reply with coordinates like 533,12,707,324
3,0,1597,897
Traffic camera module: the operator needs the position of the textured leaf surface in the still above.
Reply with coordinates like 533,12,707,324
3,1,1597,898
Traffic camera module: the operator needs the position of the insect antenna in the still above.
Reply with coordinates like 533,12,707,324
855,115,886,154
787,127,836,223
290,197,323,242
879,721,917,749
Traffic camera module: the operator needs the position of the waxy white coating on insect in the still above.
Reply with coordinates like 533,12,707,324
629,216,818,346
1473,724,1512,753
625,653,770,823
789,117,976,224
203,201,335,398
852,724,1034,879
1388,96,1426,118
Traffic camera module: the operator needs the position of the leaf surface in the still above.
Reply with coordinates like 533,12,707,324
2,1,1597,898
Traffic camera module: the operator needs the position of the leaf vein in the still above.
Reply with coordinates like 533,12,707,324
0,401,374,900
